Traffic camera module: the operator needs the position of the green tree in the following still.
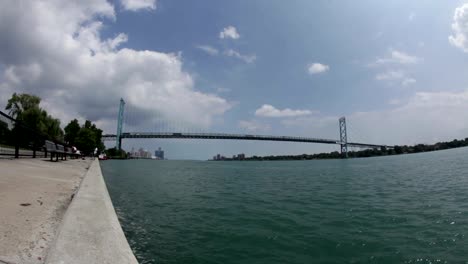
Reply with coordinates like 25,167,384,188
394,145,403,154
64,119,81,145
75,127,96,154
43,115,63,141
4,93,64,141
74,120,105,154
105,147,127,159
5,93,41,119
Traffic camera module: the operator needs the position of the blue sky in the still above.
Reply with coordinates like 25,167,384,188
1,0,468,159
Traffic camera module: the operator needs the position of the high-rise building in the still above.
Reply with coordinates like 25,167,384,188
155,147,164,160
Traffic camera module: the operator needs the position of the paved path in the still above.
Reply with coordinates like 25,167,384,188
45,160,138,264
0,158,91,264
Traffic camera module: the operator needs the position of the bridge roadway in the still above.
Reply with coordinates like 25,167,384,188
102,132,388,149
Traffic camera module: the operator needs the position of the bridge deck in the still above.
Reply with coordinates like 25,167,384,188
102,132,387,149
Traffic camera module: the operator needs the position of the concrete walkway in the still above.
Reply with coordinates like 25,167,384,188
0,158,91,264
45,160,138,264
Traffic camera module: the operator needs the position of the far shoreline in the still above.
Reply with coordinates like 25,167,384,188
210,138,468,161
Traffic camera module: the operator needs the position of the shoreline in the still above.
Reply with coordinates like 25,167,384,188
45,160,138,264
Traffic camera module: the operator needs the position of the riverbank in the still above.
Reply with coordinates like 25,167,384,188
215,138,468,161
0,158,90,264
45,159,138,264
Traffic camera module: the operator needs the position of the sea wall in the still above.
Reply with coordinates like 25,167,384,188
45,160,138,264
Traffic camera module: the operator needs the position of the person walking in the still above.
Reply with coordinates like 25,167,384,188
93,147,98,160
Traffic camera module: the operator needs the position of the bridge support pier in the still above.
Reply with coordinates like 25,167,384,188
116,98,125,150
339,117,348,158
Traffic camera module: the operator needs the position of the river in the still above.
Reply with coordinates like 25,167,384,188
101,147,468,264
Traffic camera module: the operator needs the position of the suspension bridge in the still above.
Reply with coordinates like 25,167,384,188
102,99,390,158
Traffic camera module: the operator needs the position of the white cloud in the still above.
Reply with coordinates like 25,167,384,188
402,78,416,87
375,70,416,87
197,46,256,63
224,49,256,64
255,104,315,118
239,120,271,132
0,0,232,132
196,45,219,56
307,63,330,74
375,70,405,81
219,26,240,40
121,0,156,11
449,3,468,52
280,90,468,146
409,12,415,21
374,50,420,65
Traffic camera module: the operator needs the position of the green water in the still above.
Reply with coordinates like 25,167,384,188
101,147,468,264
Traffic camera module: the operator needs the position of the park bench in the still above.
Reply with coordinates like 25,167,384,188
56,144,65,160
64,146,70,160
44,140,68,161
45,140,60,161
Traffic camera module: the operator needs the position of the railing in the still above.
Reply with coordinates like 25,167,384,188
0,110,60,158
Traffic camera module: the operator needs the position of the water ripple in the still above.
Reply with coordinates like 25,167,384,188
102,147,468,264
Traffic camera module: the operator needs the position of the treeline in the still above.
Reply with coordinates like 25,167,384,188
105,147,128,159
64,119,105,155
0,93,104,155
224,138,468,161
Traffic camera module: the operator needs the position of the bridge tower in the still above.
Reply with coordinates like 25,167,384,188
339,117,348,158
116,98,125,150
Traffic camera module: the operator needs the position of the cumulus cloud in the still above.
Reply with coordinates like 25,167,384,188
374,50,420,65
281,90,468,146
307,63,329,74
196,45,219,56
224,49,256,64
255,104,314,118
121,0,156,11
239,120,271,132
449,3,468,52
219,26,240,40
0,0,231,132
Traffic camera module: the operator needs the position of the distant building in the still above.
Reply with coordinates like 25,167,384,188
213,154,226,161
155,147,164,160
128,147,152,159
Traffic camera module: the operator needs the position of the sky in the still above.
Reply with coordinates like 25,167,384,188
1,0,468,159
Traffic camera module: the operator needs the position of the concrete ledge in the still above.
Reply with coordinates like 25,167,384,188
45,160,138,264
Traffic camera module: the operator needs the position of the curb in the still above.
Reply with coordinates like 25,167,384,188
45,160,138,264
